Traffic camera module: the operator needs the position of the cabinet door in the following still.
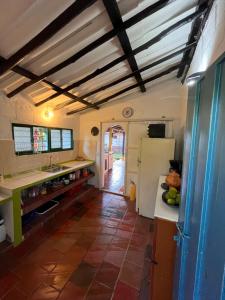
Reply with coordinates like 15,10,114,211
151,218,177,300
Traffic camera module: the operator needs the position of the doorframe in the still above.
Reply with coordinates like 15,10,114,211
100,121,128,195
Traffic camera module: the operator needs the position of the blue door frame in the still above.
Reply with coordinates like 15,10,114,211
175,52,225,300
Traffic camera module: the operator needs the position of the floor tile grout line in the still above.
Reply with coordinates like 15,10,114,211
110,207,139,300
83,207,123,300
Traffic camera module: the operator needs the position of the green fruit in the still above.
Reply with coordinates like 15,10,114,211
169,187,178,193
167,198,176,205
165,192,170,200
168,187,177,199
176,194,181,204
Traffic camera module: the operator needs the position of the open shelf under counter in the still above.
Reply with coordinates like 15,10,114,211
21,173,94,216
22,184,94,240
0,195,14,248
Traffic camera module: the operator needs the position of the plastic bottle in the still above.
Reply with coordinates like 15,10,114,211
129,181,136,201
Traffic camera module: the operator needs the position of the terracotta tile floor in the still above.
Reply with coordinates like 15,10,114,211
0,191,154,300
104,159,125,194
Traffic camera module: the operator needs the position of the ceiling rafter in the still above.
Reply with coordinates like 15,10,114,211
0,56,99,109
67,64,181,115
102,0,146,93
49,42,196,110
31,8,204,107
6,0,176,98
0,0,97,76
177,0,215,81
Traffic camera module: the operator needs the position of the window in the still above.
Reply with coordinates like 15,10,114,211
50,129,61,150
62,129,73,150
33,127,49,153
13,125,32,154
12,124,74,155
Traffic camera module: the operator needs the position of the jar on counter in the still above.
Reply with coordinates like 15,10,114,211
0,218,6,243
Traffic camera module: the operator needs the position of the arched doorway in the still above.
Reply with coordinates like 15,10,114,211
101,123,127,195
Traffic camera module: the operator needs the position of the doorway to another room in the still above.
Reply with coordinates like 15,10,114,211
102,125,126,195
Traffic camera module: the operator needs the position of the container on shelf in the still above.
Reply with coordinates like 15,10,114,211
0,218,6,243
76,170,81,180
83,168,88,177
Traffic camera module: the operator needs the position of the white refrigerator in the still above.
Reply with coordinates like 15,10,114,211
138,138,175,218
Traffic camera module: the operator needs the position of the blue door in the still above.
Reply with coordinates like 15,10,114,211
174,64,217,299
193,57,225,300
173,78,199,300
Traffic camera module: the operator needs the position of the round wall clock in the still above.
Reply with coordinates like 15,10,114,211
91,126,99,136
122,107,134,118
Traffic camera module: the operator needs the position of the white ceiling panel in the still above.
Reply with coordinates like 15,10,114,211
0,0,201,114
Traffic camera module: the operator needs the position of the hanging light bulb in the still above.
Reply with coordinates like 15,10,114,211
43,107,54,120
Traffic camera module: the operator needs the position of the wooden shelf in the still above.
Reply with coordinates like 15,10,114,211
22,185,94,240
22,174,94,215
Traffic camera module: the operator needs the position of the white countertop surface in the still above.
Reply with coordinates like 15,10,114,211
0,160,94,191
0,192,10,204
154,176,179,222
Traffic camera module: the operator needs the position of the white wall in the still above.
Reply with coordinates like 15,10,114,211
79,78,186,187
0,93,79,175
188,0,225,75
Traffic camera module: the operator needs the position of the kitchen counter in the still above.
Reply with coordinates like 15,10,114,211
154,176,179,222
0,192,10,205
0,160,94,191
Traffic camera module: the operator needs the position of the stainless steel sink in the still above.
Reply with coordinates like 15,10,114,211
42,165,71,173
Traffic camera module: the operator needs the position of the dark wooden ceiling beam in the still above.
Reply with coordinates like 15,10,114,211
67,64,181,115
6,0,176,98
177,0,214,81
0,56,98,109
103,0,146,93
49,42,196,110
0,0,97,76
32,8,204,106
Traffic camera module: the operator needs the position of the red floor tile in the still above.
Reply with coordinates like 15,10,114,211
86,280,113,300
43,273,71,291
110,236,129,250
84,250,106,267
0,272,18,298
104,249,126,267
69,262,97,289
57,282,86,300
119,260,143,290
130,233,149,249
2,287,27,300
113,281,139,300
115,229,133,239
30,284,59,299
41,264,56,273
125,246,145,266
0,191,153,299
95,261,120,289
